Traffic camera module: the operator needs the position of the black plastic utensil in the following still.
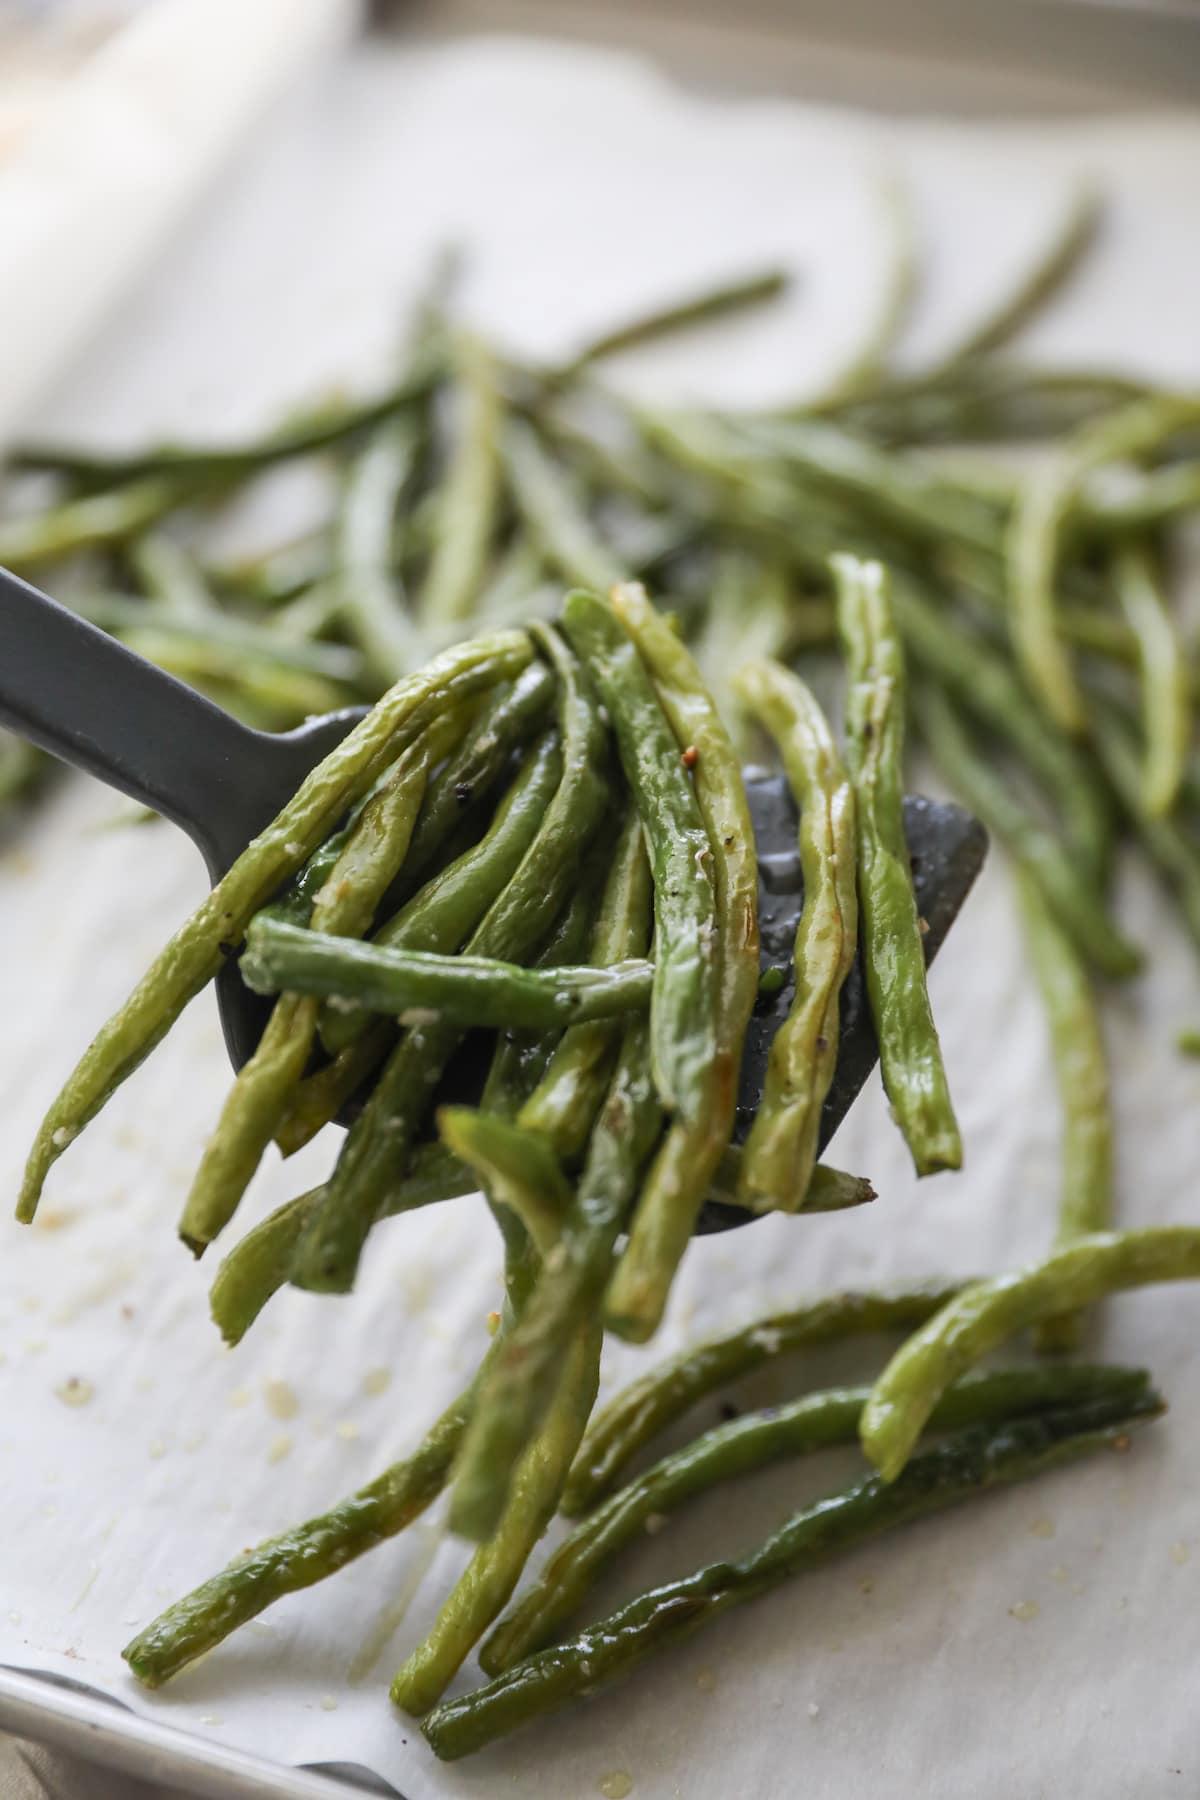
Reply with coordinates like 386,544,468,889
1,565,987,1230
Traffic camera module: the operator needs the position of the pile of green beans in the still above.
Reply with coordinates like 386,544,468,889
10,181,1200,1758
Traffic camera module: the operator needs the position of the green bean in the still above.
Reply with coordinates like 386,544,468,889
487,1361,1149,1669
392,1326,603,1716
1113,543,1190,819
1015,869,1113,1355
1084,697,1200,952
862,1226,1200,1481
419,333,503,625
1083,460,1200,535
514,810,650,1159
832,362,1150,447
742,415,1002,561
933,182,1101,367
593,585,754,1338
563,1281,962,1514
1007,391,1200,733
274,1022,393,1157
120,627,350,728
437,1108,572,1261
400,661,556,885
563,590,716,1119
916,681,1142,978
321,730,563,1054
17,629,532,1222
449,1016,660,1542
334,419,424,685
693,556,795,752
210,1139,488,1345
289,624,609,1292
243,919,652,1032
809,174,916,405
834,555,962,1174
733,658,857,1210
206,532,330,609
70,591,363,685
555,267,788,378
177,710,466,1254
892,576,1113,884
0,477,189,570
504,420,625,592
709,1149,875,1214
426,1392,1161,1758
209,1189,318,1345
129,531,216,618
128,1218,539,1689
14,369,437,485
1179,1029,1200,1057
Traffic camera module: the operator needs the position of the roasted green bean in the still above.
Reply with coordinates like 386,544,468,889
862,1226,1200,1480
734,658,856,1210
487,1361,1149,1669
425,1392,1161,1758
834,554,962,1173
563,1282,963,1514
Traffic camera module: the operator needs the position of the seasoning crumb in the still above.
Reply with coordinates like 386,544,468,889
1111,1434,1132,1454
1029,1516,1055,1539
50,1125,76,1150
229,1387,252,1410
320,1694,338,1712
808,1702,821,1719
695,1667,716,1693
1008,1600,1039,1622
8,1611,21,1626
486,1311,502,1337
362,1368,391,1397
267,1434,293,1465
599,1773,633,1799
681,745,699,769
149,1439,168,1460
1049,1565,1069,1584
1170,1541,1190,1567
917,916,930,936
264,1379,299,1421
55,1376,94,1409
336,1421,360,1441
643,1512,667,1536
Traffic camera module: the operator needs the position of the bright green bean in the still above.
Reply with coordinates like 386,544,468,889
0,477,187,570
862,1226,1200,1481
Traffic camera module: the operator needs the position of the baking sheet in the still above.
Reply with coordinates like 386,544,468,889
3,36,1200,1800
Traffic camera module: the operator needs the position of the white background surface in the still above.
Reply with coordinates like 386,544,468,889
3,36,1200,1800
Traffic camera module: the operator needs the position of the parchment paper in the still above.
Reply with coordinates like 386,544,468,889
3,36,1200,1800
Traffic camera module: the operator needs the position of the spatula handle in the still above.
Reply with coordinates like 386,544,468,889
0,565,265,873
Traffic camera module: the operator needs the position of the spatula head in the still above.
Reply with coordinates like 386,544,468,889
695,775,988,1234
